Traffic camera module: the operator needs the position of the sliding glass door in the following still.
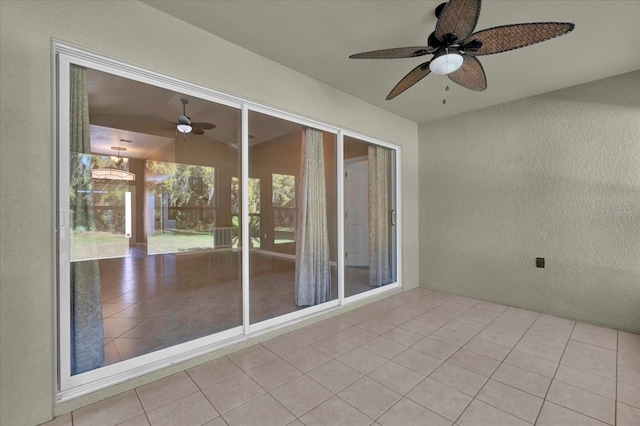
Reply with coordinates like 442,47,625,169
57,45,400,396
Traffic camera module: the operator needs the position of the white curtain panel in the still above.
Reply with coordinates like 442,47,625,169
295,128,331,306
368,145,391,287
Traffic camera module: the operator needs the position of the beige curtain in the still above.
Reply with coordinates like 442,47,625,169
295,128,331,306
70,64,104,374
368,145,391,287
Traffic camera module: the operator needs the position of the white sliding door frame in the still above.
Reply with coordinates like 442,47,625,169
55,42,402,401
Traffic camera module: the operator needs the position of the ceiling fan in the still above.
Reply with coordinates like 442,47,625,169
176,98,216,135
349,0,575,100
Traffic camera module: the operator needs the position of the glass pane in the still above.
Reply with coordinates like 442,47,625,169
67,66,242,375
249,111,338,324
344,136,397,297
147,161,216,254
272,173,296,244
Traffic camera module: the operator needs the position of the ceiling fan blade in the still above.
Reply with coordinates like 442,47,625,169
466,22,575,56
448,55,487,91
191,128,205,136
349,46,434,59
435,0,481,43
386,62,431,100
192,122,216,130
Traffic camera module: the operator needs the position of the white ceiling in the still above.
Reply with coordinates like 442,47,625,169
140,0,640,124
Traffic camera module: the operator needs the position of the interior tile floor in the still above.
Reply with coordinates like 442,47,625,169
99,249,371,367
49,288,640,426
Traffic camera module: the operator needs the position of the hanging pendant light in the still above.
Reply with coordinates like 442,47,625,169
92,146,135,181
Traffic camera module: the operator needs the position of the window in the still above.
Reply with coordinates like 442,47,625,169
272,173,296,244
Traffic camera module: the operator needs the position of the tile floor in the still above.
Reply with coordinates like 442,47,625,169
99,250,370,367
46,288,640,426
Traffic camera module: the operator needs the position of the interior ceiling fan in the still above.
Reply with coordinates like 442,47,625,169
349,0,575,100
176,98,216,135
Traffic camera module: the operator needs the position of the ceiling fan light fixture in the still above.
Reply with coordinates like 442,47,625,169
430,50,464,75
177,123,192,133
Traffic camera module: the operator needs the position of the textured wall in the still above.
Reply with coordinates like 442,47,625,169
419,71,640,333
0,2,418,425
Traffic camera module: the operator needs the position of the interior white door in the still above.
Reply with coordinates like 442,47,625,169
345,160,368,267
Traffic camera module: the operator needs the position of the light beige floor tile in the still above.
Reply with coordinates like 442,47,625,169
448,349,501,377
337,310,369,325
311,335,357,358
338,376,402,419
414,312,452,327
187,356,243,389
560,350,616,379
617,381,640,409
289,325,331,344
202,417,229,426
499,307,539,327
546,380,615,425
307,359,363,393
355,304,387,318
382,327,424,347
245,358,302,391
475,328,519,348
392,348,443,375
522,329,568,349
441,320,483,337
618,364,640,387
314,317,354,334
227,344,278,371
117,415,150,426
281,345,332,373
222,394,294,426
299,396,373,426
463,337,511,361
337,347,387,375
135,371,198,412
406,377,472,422
529,320,573,339
398,319,439,336
487,319,529,338
201,372,265,414
73,390,144,426
412,337,459,360
358,318,397,336
491,363,551,398
618,338,640,355
554,364,616,399
570,326,617,351
336,326,378,345
429,327,473,347
429,362,488,397
564,340,617,363
261,333,308,356
38,413,72,426
377,398,452,426
368,361,425,395
476,379,543,423
536,401,608,425
536,314,575,330
377,307,423,326
456,312,498,328
146,392,218,426
504,350,558,378
457,400,529,426
618,351,640,371
619,330,640,344
515,339,564,363
617,402,640,426
361,336,407,359
270,375,332,417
